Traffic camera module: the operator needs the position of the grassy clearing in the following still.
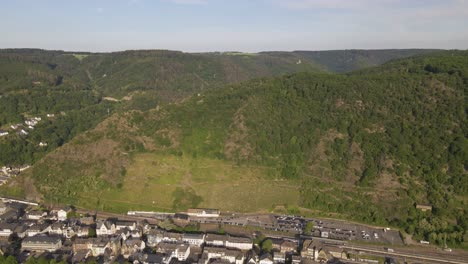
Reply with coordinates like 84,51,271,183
78,152,300,213
223,52,258,56
72,54,89,61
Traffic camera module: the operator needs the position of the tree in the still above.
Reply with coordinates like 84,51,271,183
304,221,314,235
88,227,96,238
261,239,273,252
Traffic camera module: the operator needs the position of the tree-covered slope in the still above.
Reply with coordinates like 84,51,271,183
289,49,441,73
9,51,467,247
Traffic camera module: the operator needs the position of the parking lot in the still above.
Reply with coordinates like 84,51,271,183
305,217,403,245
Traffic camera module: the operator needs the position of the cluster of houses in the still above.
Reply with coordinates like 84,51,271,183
2,114,54,140
0,165,30,186
0,202,353,264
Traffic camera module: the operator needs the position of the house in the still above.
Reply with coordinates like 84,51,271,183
259,253,274,264
49,222,64,236
0,131,8,137
416,204,432,212
39,142,48,147
115,220,137,231
14,224,28,238
187,208,220,218
0,223,17,237
130,229,142,238
73,238,91,252
182,233,205,246
155,242,191,262
270,238,283,252
291,255,301,264
72,249,92,263
280,240,296,254
75,225,90,237
0,201,8,214
316,248,329,263
147,229,164,247
26,224,50,237
96,220,116,236
57,210,68,221
80,216,95,225
206,233,228,247
203,247,244,264
27,210,48,220
273,252,285,263
21,236,62,252
300,240,315,259
246,251,259,264
226,236,253,251
122,238,146,258
0,210,18,221
175,243,190,261
89,237,111,256
19,129,29,136
156,242,177,256
10,124,21,130
301,239,323,261
143,254,166,264
162,231,183,243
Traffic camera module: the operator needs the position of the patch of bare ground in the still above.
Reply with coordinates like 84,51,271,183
155,128,181,149
364,124,386,134
335,98,346,108
224,102,254,161
306,129,345,182
345,142,364,185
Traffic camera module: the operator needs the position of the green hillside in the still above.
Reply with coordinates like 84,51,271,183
0,48,439,168
5,51,467,247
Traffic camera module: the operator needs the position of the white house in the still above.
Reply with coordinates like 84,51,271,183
49,223,64,236
0,223,16,237
182,233,205,246
176,244,191,261
273,252,285,264
259,253,274,264
203,247,244,264
115,220,137,231
57,209,67,221
96,220,116,236
206,234,228,247
90,238,110,256
147,229,164,247
187,208,220,218
226,236,252,251
27,210,48,220
26,224,50,237
0,131,8,137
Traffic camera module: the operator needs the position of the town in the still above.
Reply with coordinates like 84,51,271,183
0,198,466,264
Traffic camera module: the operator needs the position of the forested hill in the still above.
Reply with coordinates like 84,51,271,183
6,51,466,247
0,48,439,99
0,48,443,171
287,49,441,73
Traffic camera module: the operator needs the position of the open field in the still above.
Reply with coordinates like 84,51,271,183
71,54,89,61
76,153,300,213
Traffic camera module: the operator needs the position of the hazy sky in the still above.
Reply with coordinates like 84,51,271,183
1,0,468,52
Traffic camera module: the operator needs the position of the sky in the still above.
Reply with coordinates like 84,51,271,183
1,0,467,52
